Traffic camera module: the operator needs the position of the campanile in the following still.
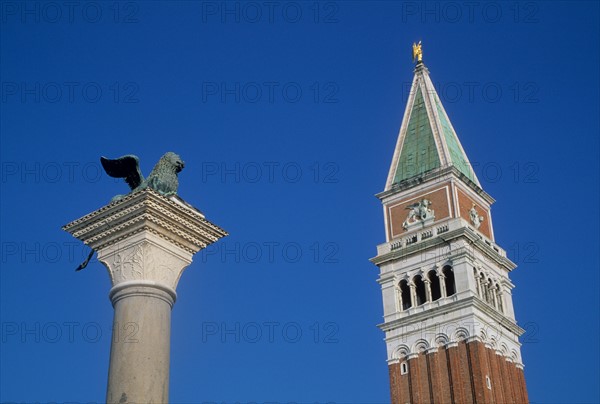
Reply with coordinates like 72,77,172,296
371,44,529,403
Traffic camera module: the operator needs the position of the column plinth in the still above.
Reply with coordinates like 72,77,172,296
63,189,227,404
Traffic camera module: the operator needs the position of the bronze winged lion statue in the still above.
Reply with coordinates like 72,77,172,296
74,152,185,271
100,152,185,202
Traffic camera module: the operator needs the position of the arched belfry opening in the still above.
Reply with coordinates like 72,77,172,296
414,275,427,305
443,265,456,296
428,270,441,301
399,279,411,310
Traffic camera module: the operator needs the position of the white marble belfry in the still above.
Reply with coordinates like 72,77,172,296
63,189,227,404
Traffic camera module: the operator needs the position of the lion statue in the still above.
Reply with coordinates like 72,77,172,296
100,152,185,202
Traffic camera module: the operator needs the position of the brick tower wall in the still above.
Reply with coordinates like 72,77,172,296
389,340,528,404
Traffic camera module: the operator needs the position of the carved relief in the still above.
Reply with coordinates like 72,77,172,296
403,199,435,230
469,203,484,229
108,241,186,289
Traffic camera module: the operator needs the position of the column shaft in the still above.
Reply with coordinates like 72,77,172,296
424,279,432,303
106,285,175,404
439,275,447,298
409,284,417,308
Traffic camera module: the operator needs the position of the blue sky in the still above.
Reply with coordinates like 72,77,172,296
1,1,599,403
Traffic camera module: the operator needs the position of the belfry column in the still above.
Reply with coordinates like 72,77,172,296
63,189,227,403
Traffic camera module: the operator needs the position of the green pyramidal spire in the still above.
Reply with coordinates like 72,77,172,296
385,62,480,190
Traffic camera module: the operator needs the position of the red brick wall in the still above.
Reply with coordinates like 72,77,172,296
518,367,529,404
427,350,452,403
387,186,452,239
455,187,492,239
388,341,528,403
458,341,476,403
486,349,505,403
467,340,494,403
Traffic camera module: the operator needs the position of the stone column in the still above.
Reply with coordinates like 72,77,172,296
394,285,402,312
424,278,432,303
479,277,485,298
496,289,505,313
409,282,417,308
439,274,447,298
491,283,498,309
63,189,227,404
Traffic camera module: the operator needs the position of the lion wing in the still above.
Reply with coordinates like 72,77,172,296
100,155,144,190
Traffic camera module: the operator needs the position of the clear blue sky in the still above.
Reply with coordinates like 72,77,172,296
1,1,598,403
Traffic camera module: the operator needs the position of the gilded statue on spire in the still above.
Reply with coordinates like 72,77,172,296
412,41,423,63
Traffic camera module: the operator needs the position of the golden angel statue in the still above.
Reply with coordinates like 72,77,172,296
412,41,423,63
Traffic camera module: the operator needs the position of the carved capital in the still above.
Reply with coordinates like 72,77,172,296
98,238,190,292
64,189,228,296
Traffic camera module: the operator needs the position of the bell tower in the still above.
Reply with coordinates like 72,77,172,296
371,45,529,403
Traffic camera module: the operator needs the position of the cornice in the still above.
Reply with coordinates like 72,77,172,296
63,189,228,254
371,223,515,272
377,295,525,338
378,165,494,205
